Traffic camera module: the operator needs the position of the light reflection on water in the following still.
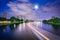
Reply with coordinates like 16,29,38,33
13,23,26,37
14,24,16,28
30,21,42,28
39,22,60,36
17,23,26,31
12,21,60,36
26,21,60,36
2,21,42,35
18,24,23,31
0,21,60,39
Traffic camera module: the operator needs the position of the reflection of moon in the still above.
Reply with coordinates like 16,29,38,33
34,5,39,10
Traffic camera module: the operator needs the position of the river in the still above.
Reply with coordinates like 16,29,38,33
0,21,60,40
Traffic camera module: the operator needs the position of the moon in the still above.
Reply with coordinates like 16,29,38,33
34,5,39,10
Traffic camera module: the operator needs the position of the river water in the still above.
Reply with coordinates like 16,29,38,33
0,22,60,40
39,22,60,36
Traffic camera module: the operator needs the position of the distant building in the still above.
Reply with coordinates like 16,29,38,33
3,12,7,18
0,12,8,21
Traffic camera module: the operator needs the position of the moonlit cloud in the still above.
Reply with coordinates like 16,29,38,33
7,0,60,20
17,0,29,2
7,0,38,20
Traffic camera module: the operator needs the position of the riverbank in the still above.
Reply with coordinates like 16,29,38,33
43,17,60,29
43,21,60,25
0,22,20,26
43,17,60,25
0,20,33,26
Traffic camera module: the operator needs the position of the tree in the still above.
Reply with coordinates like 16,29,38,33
10,17,16,22
10,16,20,22
0,17,6,21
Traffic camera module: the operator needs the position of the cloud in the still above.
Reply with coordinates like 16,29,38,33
7,1,38,20
7,0,60,20
35,1,60,20
17,0,29,2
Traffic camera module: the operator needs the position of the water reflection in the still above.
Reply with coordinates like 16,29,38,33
29,21,42,28
23,23,26,30
40,22,60,36
52,25,60,29
0,21,60,40
16,23,26,31
28,21,60,36
6,26,11,32
0,22,40,40
14,24,16,28
10,24,18,31
18,24,23,31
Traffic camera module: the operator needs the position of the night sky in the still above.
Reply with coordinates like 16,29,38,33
0,0,60,20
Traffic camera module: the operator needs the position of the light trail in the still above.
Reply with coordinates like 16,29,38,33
27,22,50,40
